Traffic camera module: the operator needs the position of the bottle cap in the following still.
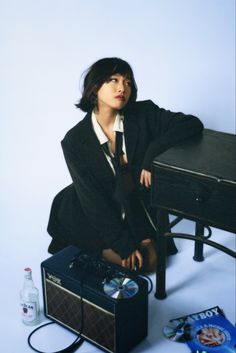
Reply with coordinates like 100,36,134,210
24,267,32,279
24,267,32,272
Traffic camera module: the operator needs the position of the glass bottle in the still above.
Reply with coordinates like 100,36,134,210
20,267,40,325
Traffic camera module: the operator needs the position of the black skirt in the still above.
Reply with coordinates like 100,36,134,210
47,183,177,256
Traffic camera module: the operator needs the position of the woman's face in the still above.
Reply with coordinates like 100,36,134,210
96,74,132,112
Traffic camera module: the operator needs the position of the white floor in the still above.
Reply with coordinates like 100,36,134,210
1,220,235,353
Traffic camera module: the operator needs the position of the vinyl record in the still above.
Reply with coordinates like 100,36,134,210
103,277,139,299
163,319,194,343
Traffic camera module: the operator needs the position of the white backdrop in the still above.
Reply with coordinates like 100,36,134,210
0,1,235,352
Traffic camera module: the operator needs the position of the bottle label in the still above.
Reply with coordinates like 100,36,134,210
20,301,37,322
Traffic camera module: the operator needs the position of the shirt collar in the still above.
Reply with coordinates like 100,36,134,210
91,111,124,145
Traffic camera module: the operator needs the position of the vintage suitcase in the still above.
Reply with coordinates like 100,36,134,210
151,129,236,233
41,245,148,353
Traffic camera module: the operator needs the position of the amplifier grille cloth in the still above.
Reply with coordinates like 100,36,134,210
45,280,115,352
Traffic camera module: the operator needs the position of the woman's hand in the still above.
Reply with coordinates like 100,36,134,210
121,250,143,270
140,169,151,188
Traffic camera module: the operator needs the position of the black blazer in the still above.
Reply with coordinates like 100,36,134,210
47,100,204,258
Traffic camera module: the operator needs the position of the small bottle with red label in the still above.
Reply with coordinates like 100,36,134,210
20,267,40,325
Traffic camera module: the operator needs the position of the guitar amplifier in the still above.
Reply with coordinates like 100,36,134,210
41,245,148,353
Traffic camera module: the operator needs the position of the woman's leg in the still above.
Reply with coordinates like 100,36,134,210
140,239,157,273
102,249,123,266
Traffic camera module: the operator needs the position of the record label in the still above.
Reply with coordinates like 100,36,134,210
103,277,139,299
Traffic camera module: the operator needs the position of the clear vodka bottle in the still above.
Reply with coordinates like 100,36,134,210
20,267,40,325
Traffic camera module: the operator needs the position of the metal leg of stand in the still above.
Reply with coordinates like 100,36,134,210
193,222,205,262
155,209,167,299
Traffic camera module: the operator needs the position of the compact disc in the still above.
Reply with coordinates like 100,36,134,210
103,277,139,299
163,319,194,343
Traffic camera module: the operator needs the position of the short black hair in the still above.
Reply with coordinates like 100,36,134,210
76,57,138,112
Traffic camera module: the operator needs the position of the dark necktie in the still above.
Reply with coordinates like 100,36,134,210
102,131,123,173
102,132,135,204
102,132,155,244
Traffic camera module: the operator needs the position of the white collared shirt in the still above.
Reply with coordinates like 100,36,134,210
91,111,127,174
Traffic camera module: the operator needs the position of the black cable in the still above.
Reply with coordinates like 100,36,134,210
139,273,153,294
27,272,85,353
27,321,84,353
